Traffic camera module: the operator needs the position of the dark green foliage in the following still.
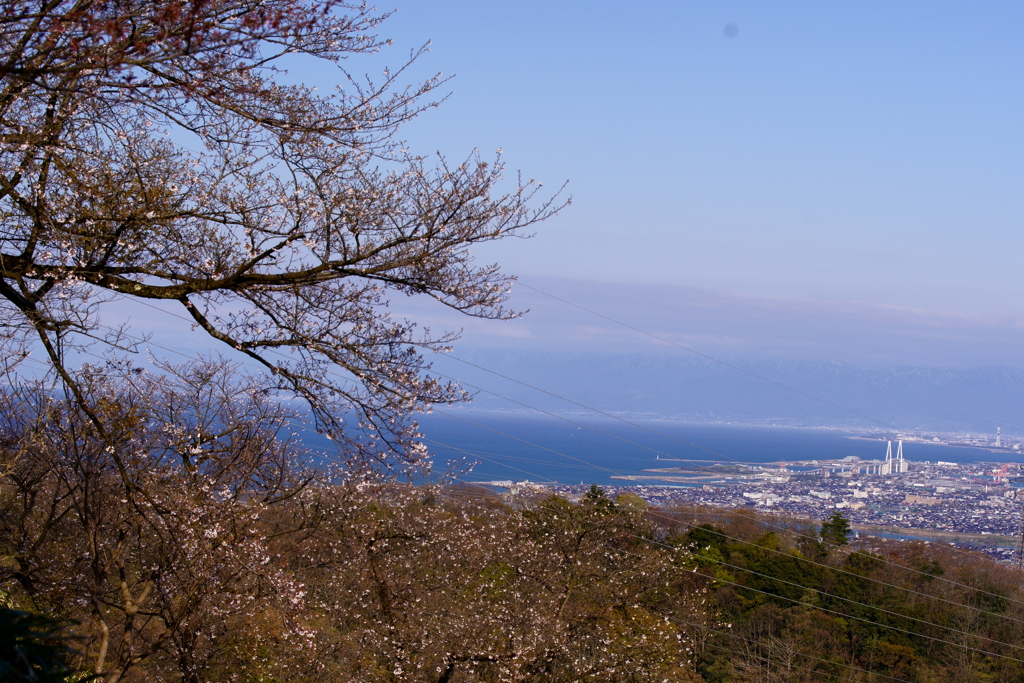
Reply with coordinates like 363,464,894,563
583,484,618,514
684,524,729,556
820,511,851,547
678,507,1024,682
0,609,83,683
6,472,1024,682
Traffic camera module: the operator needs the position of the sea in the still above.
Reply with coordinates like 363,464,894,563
416,411,1021,488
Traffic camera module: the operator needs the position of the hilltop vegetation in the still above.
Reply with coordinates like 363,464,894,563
0,364,1018,681
4,412,1024,683
1,2,1021,682
668,506,1024,682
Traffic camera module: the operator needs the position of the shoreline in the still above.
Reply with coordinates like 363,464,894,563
852,523,1019,547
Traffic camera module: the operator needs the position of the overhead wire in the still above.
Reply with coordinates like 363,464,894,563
428,372,693,461
430,384,1024,606
437,483,1024,665
28,294,1024,618
633,527,1024,663
432,486,912,682
420,437,553,483
445,354,740,461
435,347,1024,596
425,415,1024,623
517,281,898,430
509,280,1024,566
27,303,1021,620
431,499,905,683
435,491,910,682
44,311,1024,617
22,318,1024,663
684,622,913,683
699,640,900,683
14,142,1019,663
6,298,922,679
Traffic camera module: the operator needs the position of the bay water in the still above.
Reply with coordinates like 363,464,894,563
418,411,1016,488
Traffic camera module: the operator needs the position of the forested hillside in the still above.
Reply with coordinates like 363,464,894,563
6,460,1023,681
667,506,1024,682
1,1,1020,681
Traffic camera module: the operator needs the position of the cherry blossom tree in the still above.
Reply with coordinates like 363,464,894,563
0,0,700,680
2,390,715,683
294,485,708,682
0,360,319,681
0,0,564,465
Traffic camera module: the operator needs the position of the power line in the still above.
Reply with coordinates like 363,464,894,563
433,486,919,682
431,412,1024,621
432,408,620,475
436,444,1024,641
28,327,1024,652
634,529,1024,663
446,354,744,460
685,622,912,683
436,490,909,683
700,639,899,683
73,324,1024,618
437,350,1024,597
421,437,554,483
29,298,1024,614
517,281,897,429
26,270,1024,664
439,483,1024,665
435,493,902,683
694,546,1024,653
429,371,706,461
58,313,1024,609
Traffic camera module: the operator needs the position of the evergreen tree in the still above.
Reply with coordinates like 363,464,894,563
584,484,618,514
0,609,80,682
821,511,851,546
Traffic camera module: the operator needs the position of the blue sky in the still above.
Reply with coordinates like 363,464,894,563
350,1,1024,322
107,2,1024,376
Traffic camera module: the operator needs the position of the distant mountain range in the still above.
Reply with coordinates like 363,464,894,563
435,350,1024,435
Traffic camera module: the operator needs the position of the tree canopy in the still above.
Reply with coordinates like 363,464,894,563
0,0,564,464
820,511,851,547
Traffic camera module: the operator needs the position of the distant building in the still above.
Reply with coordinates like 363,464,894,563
905,494,940,506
